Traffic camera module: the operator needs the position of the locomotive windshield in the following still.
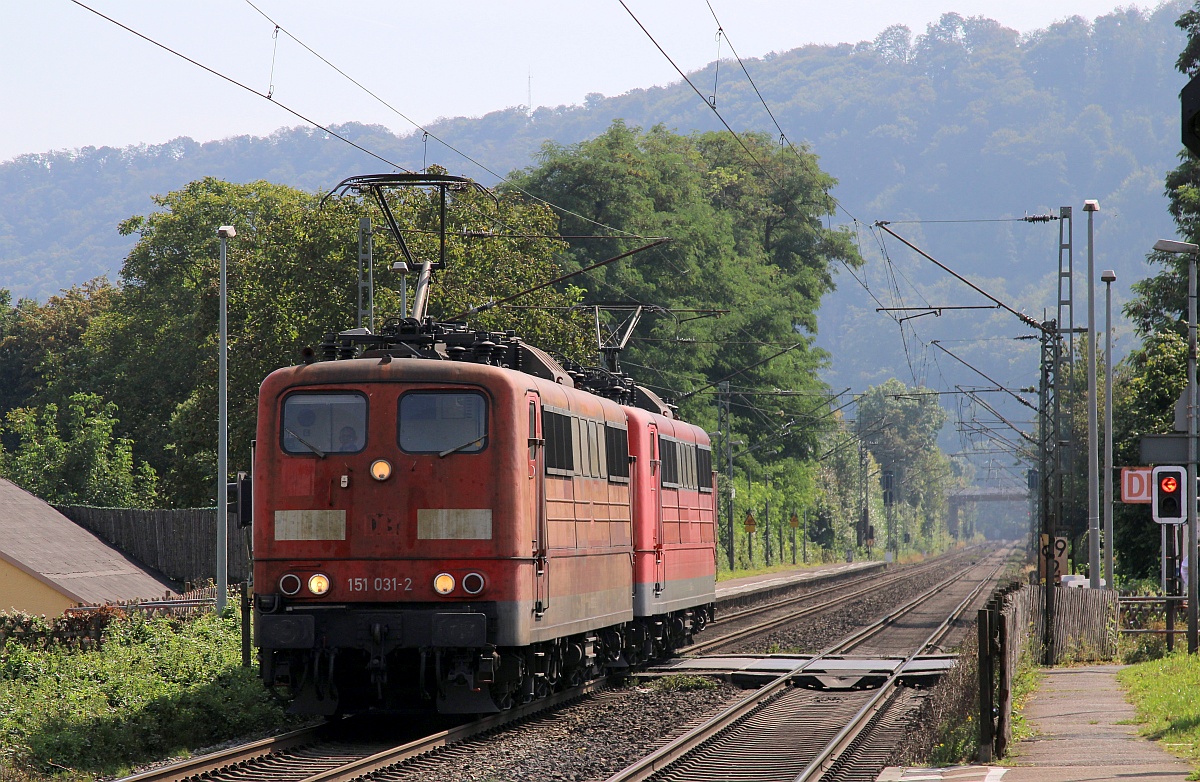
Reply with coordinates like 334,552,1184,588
281,393,367,455
399,391,487,454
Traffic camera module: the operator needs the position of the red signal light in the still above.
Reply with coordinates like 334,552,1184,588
1162,475,1179,494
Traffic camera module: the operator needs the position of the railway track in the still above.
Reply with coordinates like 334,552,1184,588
120,546,1004,782
603,546,1010,782
693,545,986,654
118,678,611,782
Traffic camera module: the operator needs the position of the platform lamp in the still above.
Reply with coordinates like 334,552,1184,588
1101,269,1116,590
1083,199,1100,589
1154,238,1200,652
216,225,236,614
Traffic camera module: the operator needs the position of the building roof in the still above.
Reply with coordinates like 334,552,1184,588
0,478,173,606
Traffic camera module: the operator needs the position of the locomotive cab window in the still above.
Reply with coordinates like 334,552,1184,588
282,393,368,455
398,392,487,454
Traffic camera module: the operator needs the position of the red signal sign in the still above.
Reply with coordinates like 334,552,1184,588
1153,465,1187,524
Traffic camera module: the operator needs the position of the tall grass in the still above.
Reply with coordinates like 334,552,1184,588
0,610,295,780
1118,650,1200,766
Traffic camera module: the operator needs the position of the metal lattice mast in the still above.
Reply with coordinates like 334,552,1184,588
1056,207,1076,540
1039,318,1059,663
718,381,734,570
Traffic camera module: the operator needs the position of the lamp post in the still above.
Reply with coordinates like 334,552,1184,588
1083,200,1101,589
1154,238,1200,651
1101,269,1116,589
216,225,235,614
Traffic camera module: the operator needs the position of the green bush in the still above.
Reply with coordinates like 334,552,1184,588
1122,633,1168,664
0,610,295,778
648,674,719,692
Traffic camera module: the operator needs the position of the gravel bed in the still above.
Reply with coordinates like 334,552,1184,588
727,561,965,654
371,680,745,782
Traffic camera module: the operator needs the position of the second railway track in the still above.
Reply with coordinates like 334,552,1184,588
605,544,1012,782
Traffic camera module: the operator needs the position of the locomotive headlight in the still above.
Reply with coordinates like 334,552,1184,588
433,572,455,595
308,573,331,595
370,459,392,481
279,574,302,596
462,572,486,595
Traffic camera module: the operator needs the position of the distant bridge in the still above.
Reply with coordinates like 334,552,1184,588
948,488,1029,536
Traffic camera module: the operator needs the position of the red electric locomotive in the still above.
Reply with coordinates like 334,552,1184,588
251,173,716,714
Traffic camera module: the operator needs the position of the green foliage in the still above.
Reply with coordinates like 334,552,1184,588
1114,3,1200,579
647,674,718,692
0,393,157,508
1109,332,1184,578
1122,633,1168,665
0,611,295,777
0,280,117,424
4,176,589,507
0,5,1190,399
856,379,959,550
511,121,859,463
1118,650,1200,765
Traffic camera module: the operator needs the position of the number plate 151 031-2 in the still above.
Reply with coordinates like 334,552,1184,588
346,577,413,593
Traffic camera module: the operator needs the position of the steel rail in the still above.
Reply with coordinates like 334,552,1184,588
692,547,983,654
294,677,613,782
118,724,327,782
602,547,1008,782
118,678,613,782
793,549,1010,781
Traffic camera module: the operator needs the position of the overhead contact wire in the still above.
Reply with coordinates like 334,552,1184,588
67,0,411,173
242,0,651,242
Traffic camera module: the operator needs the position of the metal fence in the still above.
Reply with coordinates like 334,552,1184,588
54,505,250,585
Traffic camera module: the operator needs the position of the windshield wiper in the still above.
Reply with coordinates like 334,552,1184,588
285,428,326,458
438,436,483,458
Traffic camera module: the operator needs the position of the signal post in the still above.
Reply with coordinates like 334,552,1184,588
1153,465,1187,650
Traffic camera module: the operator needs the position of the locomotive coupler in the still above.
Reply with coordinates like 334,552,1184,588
418,648,432,700
367,622,389,698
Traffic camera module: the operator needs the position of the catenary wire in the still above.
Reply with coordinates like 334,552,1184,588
68,0,411,173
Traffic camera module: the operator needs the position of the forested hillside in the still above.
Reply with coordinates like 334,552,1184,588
0,4,1188,394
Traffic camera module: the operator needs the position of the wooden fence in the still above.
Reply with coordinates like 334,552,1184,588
54,505,251,585
979,584,1116,761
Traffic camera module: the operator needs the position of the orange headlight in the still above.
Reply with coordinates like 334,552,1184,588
370,459,392,481
433,573,455,595
308,573,331,595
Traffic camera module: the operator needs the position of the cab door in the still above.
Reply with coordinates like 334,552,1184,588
526,392,549,617
648,424,665,596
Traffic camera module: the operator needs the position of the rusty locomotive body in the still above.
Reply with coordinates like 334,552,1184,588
252,321,718,714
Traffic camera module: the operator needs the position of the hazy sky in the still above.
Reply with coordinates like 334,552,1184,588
0,1,1153,162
